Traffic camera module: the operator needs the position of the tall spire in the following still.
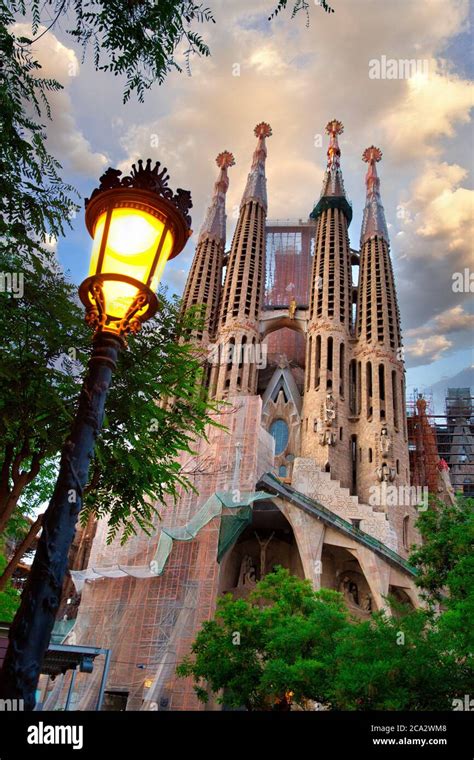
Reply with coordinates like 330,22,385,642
198,151,235,244
321,119,346,198
241,122,272,210
360,146,389,246
181,149,235,349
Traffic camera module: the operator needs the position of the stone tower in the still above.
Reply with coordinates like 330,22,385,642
354,146,410,522
181,151,235,348
210,123,272,398
301,120,353,486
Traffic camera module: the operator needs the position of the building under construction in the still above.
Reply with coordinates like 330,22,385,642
407,387,474,497
44,122,457,711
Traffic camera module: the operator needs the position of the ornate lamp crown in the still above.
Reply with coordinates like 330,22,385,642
254,122,272,139
362,146,383,164
85,158,193,229
216,151,235,169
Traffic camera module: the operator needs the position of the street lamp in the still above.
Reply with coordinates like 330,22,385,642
0,160,192,709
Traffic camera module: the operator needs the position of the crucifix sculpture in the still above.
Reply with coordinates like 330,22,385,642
254,531,275,579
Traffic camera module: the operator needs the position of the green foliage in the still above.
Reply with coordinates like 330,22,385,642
8,0,216,103
0,4,78,260
0,266,219,543
178,567,348,710
81,296,221,543
179,522,473,712
0,552,20,621
411,495,474,603
329,609,465,710
269,0,334,24
8,1,333,103
411,495,474,660
0,256,89,465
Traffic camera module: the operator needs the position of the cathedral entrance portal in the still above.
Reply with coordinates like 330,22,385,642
218,501,304,597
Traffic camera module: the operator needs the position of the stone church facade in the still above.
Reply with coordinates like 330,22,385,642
54,121,424,711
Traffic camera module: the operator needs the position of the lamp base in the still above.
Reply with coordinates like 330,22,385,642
79,274,159,337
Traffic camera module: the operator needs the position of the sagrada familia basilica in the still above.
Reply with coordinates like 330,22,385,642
48,120,441,711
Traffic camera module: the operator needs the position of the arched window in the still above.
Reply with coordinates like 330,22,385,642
315,334,321,389
269,419,289,455
278,465,287,478
339,342,345,397
403,516,409,550
366,361,373,419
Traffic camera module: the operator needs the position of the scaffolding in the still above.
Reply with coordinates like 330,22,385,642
435,388,474,495
407,387,474,496
46,398,276,711
407,391,439,493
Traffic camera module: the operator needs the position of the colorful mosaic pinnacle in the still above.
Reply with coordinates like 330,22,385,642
216,150,235,169
362,145,383,163
254,121,273,138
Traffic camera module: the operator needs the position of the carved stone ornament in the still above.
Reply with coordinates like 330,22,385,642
376,462,396,483
379,424,392,459
318,393,337,445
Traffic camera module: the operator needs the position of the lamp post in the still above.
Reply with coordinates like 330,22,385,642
0,160,192,709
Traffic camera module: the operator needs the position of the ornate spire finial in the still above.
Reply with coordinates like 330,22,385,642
362,145,382,164
360,145,389,245
216,151,235,170
198,150,235,244
315,119,347,203
325,119,343,171
326,119,344,136
254,122,273,139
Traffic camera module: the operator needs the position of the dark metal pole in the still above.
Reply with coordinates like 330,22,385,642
0,331,124,710
65,667,78,711
96,648,111,711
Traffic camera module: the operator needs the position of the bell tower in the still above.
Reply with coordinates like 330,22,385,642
354,147,409,510
211,123,272,398
181,151,235,348
301,120,354,487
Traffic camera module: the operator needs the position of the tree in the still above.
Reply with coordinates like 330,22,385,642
0,255,88,537
179,495,473,711
8,1,333,101
410,495,474,660
329,608,465,710
0,280,217,580
0,552,21,622
177,567,349,710
0,5,78,262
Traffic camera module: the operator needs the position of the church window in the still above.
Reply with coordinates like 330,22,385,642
339,342,345,397
315,334,321,389
392,370,398,428
366,361,373,420
403,516,409,550
269,419,289,455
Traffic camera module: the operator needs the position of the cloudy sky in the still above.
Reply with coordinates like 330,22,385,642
17,0,473,410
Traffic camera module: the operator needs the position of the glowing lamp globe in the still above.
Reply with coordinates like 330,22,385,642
80,160,192,336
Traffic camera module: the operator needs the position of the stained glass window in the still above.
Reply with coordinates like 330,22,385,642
269,419,289,455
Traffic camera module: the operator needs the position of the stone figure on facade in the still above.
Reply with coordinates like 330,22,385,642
317,393,337,446
323,392,336,423
376,461,396,483
379,424,392,458
238,555,256,587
